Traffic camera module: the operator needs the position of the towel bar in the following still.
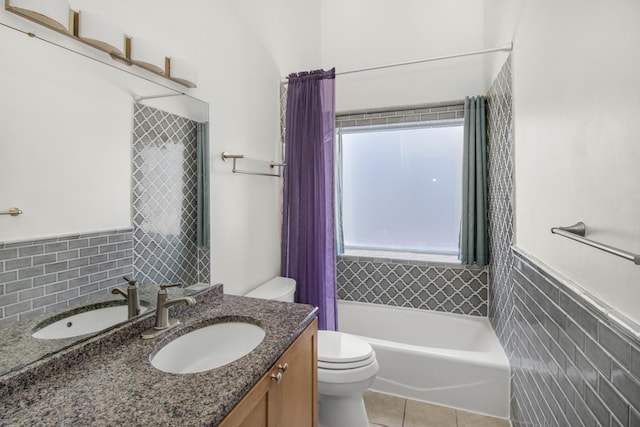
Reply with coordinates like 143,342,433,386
551,222,640,265
221,152,286,178
0,207,23,216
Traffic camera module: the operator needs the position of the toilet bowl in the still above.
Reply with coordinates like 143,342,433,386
317,330,379,427
246,276,379,427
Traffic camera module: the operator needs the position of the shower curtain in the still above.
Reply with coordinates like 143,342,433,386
460,96,489,266
281,68,337,331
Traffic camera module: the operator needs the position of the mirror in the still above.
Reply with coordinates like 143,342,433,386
0,10,209,376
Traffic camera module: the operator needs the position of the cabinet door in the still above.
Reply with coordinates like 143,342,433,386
270,318,318,427
219,371,272,427
236,393,268,427
220,319,318,427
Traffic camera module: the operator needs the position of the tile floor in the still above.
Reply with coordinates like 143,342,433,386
364,391,511,427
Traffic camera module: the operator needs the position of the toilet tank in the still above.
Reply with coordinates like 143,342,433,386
245,276,296,302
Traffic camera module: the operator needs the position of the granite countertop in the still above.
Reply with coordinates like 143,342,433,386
0,282,169,376
0,285,318,426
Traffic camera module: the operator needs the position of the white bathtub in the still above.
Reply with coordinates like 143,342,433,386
338,300,510,418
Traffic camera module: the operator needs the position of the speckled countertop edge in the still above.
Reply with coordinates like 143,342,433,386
0,286,318,426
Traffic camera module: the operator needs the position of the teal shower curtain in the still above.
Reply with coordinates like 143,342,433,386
197,122,210,249
460,96,488,266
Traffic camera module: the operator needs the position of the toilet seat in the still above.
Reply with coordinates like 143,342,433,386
318,352,377,370
318,330,374,364
317,331,378,384
318,358,379,384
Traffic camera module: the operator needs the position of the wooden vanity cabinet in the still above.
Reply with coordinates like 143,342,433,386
219,318,318,427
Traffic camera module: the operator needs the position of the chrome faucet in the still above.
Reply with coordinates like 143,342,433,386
111,276,141,319
141,283,196,339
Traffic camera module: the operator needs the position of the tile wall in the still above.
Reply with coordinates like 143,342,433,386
486,56,515,341
334,102,489,316
132,104,210,287
337,256,488,316
487,56,640,427
0,229,133,323
508,252,640,427
336,102,465,128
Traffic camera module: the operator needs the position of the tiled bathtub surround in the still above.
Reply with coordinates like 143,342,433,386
337,256,488,316
335,102,488,317
487,57,640,426
0,229,133,323
486,56,515,341
132,104,210,287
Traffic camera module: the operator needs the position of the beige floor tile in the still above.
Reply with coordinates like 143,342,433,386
364,391,405,427
456,409,510,427
403,399,456,427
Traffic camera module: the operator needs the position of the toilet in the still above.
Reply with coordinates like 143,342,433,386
244,276,297,302
316,330,379,427
246,276,379,427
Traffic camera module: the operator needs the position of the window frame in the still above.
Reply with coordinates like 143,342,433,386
335,118,464,264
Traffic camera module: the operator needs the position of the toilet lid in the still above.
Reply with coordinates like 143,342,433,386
318,352,377,370
245,277,296,300
317,331,374,364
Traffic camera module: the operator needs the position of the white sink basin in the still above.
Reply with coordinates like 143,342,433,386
151,322,265,374
32,305,148,339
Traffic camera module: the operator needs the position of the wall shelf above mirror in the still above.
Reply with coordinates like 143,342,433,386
4,0,197,88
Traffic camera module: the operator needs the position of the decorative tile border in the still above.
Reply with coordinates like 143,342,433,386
337,255,488,316
0,229,133,323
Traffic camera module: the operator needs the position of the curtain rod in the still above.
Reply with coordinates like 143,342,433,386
280,42,513,84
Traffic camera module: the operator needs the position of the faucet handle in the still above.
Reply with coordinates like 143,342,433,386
159,283,182,290
123,276,138,287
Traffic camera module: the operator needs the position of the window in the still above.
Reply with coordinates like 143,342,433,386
337,120,464,261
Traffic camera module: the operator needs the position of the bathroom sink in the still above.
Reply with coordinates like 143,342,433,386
32,305,148,340
150,322,266,374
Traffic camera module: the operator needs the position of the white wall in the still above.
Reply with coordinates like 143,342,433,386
485,0,640,324
0,20,134,241
321,0,488,112
1,1,320,295
482,0,525,87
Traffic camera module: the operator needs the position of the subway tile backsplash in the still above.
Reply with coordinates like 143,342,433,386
0,229,133,323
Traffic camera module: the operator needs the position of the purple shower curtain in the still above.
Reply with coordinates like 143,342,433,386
281,69,337,331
